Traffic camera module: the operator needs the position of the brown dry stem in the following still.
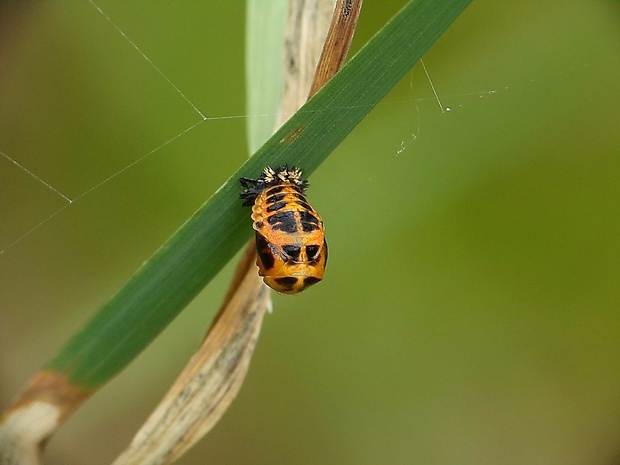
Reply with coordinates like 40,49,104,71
309,0,363,98
111,244,269,465
0,372,91,465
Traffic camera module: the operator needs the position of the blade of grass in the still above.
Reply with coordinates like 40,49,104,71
308,0,363,97
6,0,471,408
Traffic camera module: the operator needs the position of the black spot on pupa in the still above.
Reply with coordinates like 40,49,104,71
267,201,287,212
266,186,286,196
282,245,302,261
274,276,299,291
297,201,313,211
266,193,287,204
268,211,297,233
305,245,320,261
255,233,275,270
299,211,320,232
303,276,321,287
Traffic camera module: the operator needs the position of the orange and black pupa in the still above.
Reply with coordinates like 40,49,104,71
239,166,327,294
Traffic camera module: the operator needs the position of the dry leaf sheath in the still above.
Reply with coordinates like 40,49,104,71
112,244,269,465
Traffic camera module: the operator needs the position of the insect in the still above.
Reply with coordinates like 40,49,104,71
239,166,327,294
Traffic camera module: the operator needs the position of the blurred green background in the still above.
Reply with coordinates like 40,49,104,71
2,1,620,464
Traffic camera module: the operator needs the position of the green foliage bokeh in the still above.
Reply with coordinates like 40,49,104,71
1,2,620,465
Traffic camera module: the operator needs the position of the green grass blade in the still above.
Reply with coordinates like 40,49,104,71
47,0,472,388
